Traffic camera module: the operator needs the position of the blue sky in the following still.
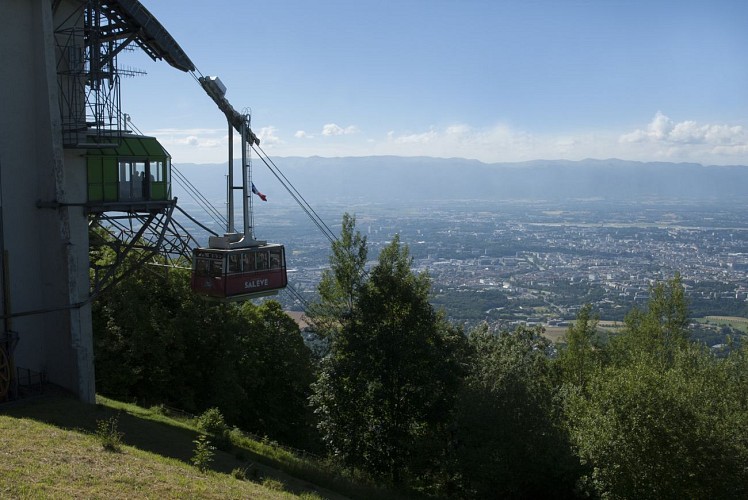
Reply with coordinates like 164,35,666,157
121,0,748,166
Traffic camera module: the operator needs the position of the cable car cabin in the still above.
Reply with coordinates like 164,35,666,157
191,244,288,300
86,135,172,213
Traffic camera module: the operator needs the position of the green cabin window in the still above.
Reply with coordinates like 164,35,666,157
86,136,171,203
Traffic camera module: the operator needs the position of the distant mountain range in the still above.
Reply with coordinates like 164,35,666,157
172,157,748,205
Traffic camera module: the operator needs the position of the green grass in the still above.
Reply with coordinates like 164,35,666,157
0,391,390,499
699,315,748,333
545,320,622,345
0,410,292,498
542,326,567,343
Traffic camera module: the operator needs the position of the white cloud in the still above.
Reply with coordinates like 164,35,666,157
617,112,748,163
620,112,745,147
389,129,438,144
144,115,748,166
384,123,537,160
322,123,358,136
446,124,470,136
257,126,281,145
147,128,225,150
649,111,674,140
379,116,747,165
669,121,703,143
148,127,223,136
705,124,745,145
322,124,342,136
199,139,222,148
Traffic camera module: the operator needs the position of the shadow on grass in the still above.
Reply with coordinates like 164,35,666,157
2,387,346,499
0,385,403,499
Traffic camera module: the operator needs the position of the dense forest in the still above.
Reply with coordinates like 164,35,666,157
92,214,748,499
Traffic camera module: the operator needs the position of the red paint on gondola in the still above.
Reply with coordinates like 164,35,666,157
190,244,288,300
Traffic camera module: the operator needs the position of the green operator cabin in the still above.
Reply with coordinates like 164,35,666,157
86,135,171,206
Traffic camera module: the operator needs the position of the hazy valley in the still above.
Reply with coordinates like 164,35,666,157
173,156,748,347
174,156,748,205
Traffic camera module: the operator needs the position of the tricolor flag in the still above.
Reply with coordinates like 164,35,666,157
251,183,267,201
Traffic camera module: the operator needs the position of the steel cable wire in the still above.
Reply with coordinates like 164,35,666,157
252,144,338,244
171,165,227,229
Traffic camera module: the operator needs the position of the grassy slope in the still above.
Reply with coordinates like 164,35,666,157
0,391,347,499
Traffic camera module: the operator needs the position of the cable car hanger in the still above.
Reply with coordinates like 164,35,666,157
189,76,287,300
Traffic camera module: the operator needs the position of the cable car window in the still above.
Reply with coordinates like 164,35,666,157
118,160,131,200
151,160,164,182
133,161,146,199
228,254,241,273
242,252,253,271
119,160,131,183
211,259,223,275
255,251,268,270
195,258,210,276
270,248,282,269
194,250,225,277
195,257,220,276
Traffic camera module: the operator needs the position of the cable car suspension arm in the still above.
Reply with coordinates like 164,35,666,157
186,68,337,245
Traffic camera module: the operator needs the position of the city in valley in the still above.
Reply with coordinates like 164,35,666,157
180,198,748,347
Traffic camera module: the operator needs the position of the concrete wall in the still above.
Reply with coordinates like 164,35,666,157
0,0,95,402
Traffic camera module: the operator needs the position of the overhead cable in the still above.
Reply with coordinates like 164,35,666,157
171,165,227,229
186,66,337,245
282,282,312,311
252,143,338,245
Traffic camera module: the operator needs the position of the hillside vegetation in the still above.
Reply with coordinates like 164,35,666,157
0,394,318,498
0,392,374,499
81,214,748,498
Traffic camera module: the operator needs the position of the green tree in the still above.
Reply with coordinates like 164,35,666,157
311,230,466,489
563,276,748,499
310,213,368,338
234,301,317,448
92,248,317,450
565,344,748,499
93,259,247,411
557,304,601,390
455,325,580,498
612,273,689,367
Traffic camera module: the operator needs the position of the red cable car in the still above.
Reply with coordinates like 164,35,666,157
189,79,288,301
191,242,287,300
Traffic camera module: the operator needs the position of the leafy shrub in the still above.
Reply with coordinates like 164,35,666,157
149,404,167,415
229,426,245,442
231,464,261,482
191,434,215,472
95,414,124,452
298,493,323,500
261,478,285,491
231,467,248,480
196,407,227,434
196,407,231,450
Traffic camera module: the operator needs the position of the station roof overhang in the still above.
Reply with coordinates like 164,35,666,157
85,134,170,159
99,0,195,72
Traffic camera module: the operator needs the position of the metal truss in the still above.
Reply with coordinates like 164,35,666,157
54,0,189,148
54,1,125,147
88,201,199,298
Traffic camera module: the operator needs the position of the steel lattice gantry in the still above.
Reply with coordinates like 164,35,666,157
0,0,198,402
